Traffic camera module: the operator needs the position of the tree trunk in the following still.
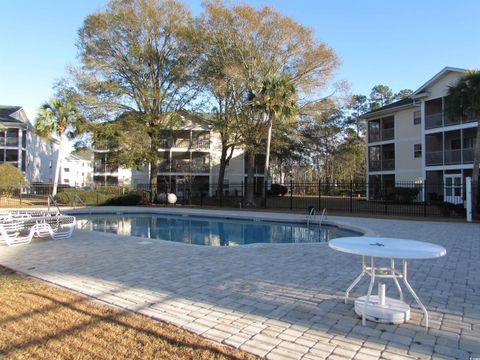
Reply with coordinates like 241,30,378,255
245,150,255,207
150,160,158,202
472,123,480,219
261,118,273,206
51,136,64,196
217,146,228,202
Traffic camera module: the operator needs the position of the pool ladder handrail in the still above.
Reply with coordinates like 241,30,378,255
73,194,86,209
306,207,316,227
47,195,62,214
319,208,328,227
306,208,327,228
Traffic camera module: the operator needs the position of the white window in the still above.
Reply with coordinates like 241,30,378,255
413,110,421,125
414,144,422,158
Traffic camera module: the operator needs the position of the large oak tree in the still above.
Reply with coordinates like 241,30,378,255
73,0,199,192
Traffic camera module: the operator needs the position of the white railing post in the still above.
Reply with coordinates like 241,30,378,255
466,177,472,222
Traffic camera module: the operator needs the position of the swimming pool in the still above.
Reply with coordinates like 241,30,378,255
75,213,362,246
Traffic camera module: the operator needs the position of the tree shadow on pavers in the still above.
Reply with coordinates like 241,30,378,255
0,233,478,359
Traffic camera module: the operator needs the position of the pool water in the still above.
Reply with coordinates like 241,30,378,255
75,213,362,246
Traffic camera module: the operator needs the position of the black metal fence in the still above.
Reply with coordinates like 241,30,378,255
0,180,476,219
164,180,472,219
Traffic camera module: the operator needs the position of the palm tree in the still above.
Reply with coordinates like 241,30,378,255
35,99,83,196
447,70,480,216
250,76,297,204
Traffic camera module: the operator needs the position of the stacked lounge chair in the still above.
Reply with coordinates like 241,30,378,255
0,210,76,246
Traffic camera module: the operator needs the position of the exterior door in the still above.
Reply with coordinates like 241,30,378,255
444,174,463,204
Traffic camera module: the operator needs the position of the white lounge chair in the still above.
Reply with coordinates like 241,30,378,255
0,221,44,246
1,210,61,221
0,214,76,245
32,215,77,240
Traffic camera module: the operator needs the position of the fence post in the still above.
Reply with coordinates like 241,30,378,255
240,181,243,208
466,177,472,222
350,180,353,213
96,191,99,206
318,180,321,210
264,180,268,209
423,180,427,217
290,180,293,210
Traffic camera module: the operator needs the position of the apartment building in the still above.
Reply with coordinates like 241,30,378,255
0,105,59,183
362,67,477,204
92,114,260,196
59,151,93,188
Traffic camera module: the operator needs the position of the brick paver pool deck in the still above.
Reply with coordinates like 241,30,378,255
0,207,479,359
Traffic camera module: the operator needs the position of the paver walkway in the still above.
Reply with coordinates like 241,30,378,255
0,208,479,359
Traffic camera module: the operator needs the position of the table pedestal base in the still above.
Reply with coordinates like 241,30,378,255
354,295,410,324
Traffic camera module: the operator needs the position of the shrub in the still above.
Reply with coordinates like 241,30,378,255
268,183,288,197
103,192,148,206
385,187,420,203
0,164,25,196
55,189,112,205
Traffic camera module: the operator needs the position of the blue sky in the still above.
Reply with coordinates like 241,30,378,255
1,0,479,121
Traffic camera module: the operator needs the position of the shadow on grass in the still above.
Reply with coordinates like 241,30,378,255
0,280,255,360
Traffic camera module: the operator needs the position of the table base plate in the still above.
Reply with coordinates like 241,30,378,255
354,295,410,324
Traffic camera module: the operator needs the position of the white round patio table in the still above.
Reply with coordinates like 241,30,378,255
329,237,446,328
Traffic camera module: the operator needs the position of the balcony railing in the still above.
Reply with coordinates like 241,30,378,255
368,131,380,143
426,148,475,166
425,111,478,130
159,160,210,173
191,139,210,149
463,148,474,163
382,128,394,141
159,139,173,148
173,139,190,148
158,138,210,149
425,150,443,166
93,164,119,173
368,160,381,172
381,159,395,171
444,115,461,127
425,113,443,130
444,149,462,165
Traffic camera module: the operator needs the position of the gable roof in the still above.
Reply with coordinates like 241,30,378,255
360,97,415,119
412,67,467,97
0,105,23,124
